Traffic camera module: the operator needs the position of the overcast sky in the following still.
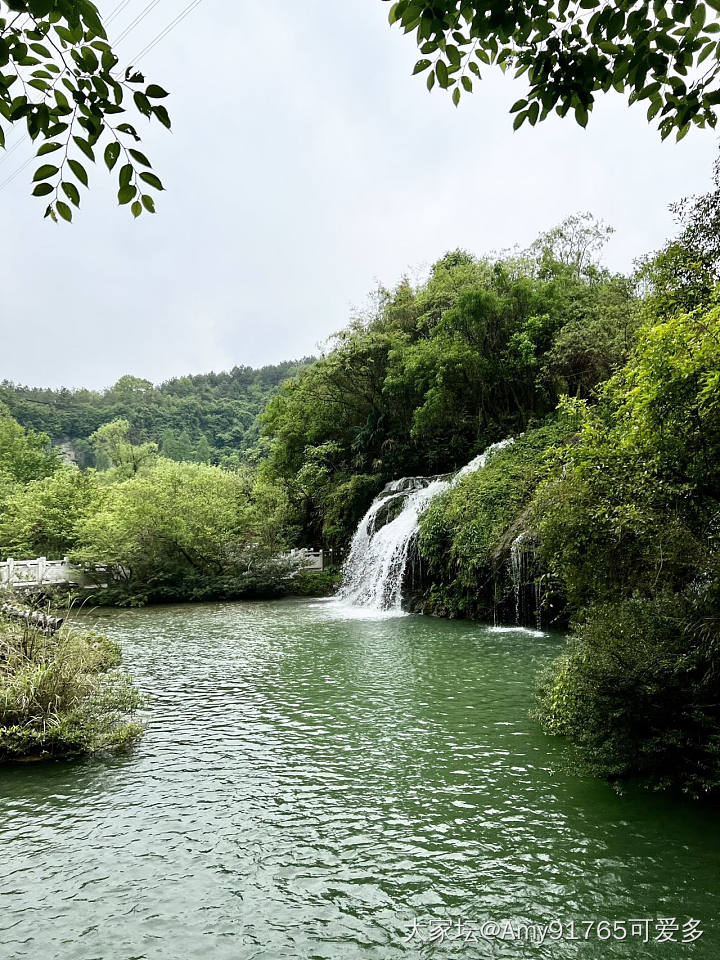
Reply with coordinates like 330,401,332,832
1,0,718,390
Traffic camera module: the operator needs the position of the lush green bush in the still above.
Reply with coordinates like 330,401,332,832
72,459,298,605
535,305,720,610
290,569,343,598
0,612,142,761
417,421,570,620
0,467,103,560
534,596,720,796
533,303,720,793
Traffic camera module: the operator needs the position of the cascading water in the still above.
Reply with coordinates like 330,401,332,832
335,439,513,614
509,532,528,625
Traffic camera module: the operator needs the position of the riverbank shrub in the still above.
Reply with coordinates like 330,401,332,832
533,302,720,792
0,612,142,760
534,596,720,796
0,467,104,560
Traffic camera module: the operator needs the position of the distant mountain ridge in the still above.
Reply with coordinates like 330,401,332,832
0,359,314,468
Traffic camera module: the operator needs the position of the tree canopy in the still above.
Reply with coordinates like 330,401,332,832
0,0,169,220
388,0,720,138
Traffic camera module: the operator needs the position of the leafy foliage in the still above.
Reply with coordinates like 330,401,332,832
263,219,635,548
418,422,571,619
0,401,59,485
0,0,170,219
388,0,720,138
534,595,720,795
0,610,142,759
1,360,314,469
0,464,101,558
536,305,720,609
533,302,720,792
71,459,298,604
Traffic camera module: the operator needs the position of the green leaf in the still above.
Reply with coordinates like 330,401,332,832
129,148,151,167
56,200,72,222
37,141,62,155
73,137,95,161
119,163,133,188
68,158,89,187
139,171,164,191
141,193,155,213
452,86,461,106
133,92,151,116
33,164,58,182
29,43,52,58
61,181,81,206
32,181,54,196
152,105,171,129
118,184,136,205
145,84,169,98
104,142,121,170
436,59,449,87
131,200,142,218
413,59,432,74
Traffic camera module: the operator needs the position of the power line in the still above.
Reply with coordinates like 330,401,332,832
0,154,35,192
0,0,206,192
0,131,32,169
105,0,136,27
129,0,203,65
113,0,164,45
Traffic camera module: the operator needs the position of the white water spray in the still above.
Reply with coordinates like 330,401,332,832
334,439,513,614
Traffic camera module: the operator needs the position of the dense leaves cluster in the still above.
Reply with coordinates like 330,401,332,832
1,360,313,469
0,0,169,219
388,0,720,138
262,217,635,548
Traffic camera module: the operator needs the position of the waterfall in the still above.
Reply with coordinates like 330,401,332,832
509,532,527,625
335,439,513,614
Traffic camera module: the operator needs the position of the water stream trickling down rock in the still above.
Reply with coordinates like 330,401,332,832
335,440,513,613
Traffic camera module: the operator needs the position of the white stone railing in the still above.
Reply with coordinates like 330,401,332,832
0,549,324,590
287,549,324,571
0,557,89,590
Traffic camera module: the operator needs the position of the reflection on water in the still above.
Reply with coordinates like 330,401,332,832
1,599,718,959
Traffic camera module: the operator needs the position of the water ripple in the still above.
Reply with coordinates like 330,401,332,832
0,599,718,959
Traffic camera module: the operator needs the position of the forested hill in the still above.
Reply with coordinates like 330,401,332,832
0,360,314,468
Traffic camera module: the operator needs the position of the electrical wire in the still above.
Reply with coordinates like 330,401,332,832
113,0,164,45
0,0,206,192
128,0,203,65
105,0,135,27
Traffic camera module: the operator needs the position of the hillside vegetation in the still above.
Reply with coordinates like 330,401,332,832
0,359,313,468
2,177,720,791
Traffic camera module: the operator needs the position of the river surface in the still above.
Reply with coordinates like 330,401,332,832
1,599,719,959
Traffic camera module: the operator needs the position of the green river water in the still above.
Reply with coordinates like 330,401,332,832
1,599,719,959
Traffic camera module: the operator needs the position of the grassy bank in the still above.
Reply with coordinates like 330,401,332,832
0,607,143,761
